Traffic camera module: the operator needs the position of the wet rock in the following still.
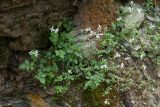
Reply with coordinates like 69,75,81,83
45,85,55,95
0,98,30,107
146,15,160,22
0,81,14,95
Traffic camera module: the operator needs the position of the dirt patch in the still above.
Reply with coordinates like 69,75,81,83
74,0,118,29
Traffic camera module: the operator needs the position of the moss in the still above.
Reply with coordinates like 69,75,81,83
82,86,120,107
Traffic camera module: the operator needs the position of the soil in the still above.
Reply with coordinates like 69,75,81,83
74,0,118,29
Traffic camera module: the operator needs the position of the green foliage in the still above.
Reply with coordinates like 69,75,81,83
99,10,159,93
144,0,157,16
20,8,159,104
145,0,154,11
19,19,109,94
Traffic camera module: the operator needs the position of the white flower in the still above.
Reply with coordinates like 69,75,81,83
29,50,39,57
100,64,107,69
129,38,135,43
96,35,100,39
89,30,94,37
130,1,134,4
50,26,54,31
120,63,124,68
137,8,142,13
128,7,133,13
104,99,110,105
125,57,131,61
95,33,103,39
117,17,122,21
96,33,103,36
149,23,155,29
115,52,121,58
142,64,147,70
50,26,59,33
85,27,103,38
85,28,91,32
97,25,102,32
152,88,155,92
68,70,72,74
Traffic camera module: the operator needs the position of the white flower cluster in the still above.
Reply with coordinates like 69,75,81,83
84,25,104,39
128,7,142,13
100,64,107,69
29,50,39,57
50,26,59,33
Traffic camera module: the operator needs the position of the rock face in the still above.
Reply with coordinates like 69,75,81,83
0,0,77,51
124,3,144,29
0,38,11,69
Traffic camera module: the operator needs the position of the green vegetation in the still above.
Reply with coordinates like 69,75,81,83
145,0,155,13
20,5,159,104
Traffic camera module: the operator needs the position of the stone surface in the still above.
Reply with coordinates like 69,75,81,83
0,98,30,107
147,15,160,22
125,3,144,29
71,29,100,57
0,38,11,69
0,0,77,51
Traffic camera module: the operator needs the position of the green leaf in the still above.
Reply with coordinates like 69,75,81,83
36,72,47,84
54,86,68,94
49,32,58,45
19,63,26,70
19,60,30,70
55,50,66,59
